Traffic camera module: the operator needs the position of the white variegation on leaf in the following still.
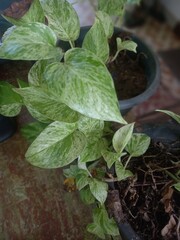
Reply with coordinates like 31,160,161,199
39,0,80,41
96,11,114,39
79,134,105,163
115,160,133,181
43,48,126,124
116,37,137,53
113,123,135,153
102,150,123,169
89,178,108,204
15,87,79,123
0,104,21,117
0,23,61,60
3,0,45,26
98,0,126,16
28,60,51,87
82,18,109,62
78,115,104,136
26,121,86,168
76,171,89,190
125,133,150,157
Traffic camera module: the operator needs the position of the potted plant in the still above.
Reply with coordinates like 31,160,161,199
0,0,173,239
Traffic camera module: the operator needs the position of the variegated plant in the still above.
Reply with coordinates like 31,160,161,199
0,0,169,239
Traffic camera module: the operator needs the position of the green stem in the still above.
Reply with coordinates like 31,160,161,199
165,170,179,183
69,40,75,48
110,50,120,63
124,155,132,170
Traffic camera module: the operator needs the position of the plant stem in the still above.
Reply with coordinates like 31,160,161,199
110,50,120,63
124,155,132,170
165,170,179,183
69,40,75,48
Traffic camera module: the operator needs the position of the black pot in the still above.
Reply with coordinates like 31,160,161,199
108,120,180,240
0,115,17,142
58,26,160,115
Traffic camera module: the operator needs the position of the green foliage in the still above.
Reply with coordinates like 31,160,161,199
156,110,180,124
0,0,177,239
87,207,119,239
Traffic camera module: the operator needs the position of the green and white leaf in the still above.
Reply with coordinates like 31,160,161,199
87,207,119,239
26,121,86,168
15,87,79,123
0,23,61,60
21,121,48,143
102,150,124,169
79,133,106,163
78,115,104,136
115,160,133,181
43,48,126,124
79,186,96,205
82,18,109,62
17,79,29,88
0,104,21,117
156,110,180,124
76,171,89,190
89,178,108,204
39,0,80,41
113,123,135,154
2,0,45,26
28,60,53,87
125,133,150,157
117,37,137,53
98,0,126,16
96,11,114,39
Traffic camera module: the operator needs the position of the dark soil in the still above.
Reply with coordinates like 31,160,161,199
107,32,147,100
107,141,180,240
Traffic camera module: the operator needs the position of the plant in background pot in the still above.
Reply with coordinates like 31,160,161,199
0,0,171,239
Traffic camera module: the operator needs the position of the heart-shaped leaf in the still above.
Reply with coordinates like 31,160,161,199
0,22,61,60
43,48,126,124
89,178,108,204
26,121,86,168
39,0,80,41
96,11,114,39
115,160,133,181
82,18,109,62
113,123,135,153
125,133,150,157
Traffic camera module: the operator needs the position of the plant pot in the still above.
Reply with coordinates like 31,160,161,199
0,115,17,142
59,26,160,115
107,121,180,239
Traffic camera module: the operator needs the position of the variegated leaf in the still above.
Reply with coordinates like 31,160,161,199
125,133,150,157
96,11,114,39
15,87,79,123
116,38,137,53
43,48,126,124
115,160,133,181
113,123,135,153
102,150,122,169
89,178,108,204
98,0,126,16
0,82,22,104
26,121,86,168
78,115,104,136
82,18,109,62
0,103,21,117
2,0,45,26
39,0,80,41
79,134,105,163
0,22,61,60
28,60,50,87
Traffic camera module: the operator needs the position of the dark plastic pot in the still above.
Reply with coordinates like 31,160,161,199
0,115,17,142
108,120,179,240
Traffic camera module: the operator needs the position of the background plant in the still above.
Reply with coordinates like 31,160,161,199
0,0,178,239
